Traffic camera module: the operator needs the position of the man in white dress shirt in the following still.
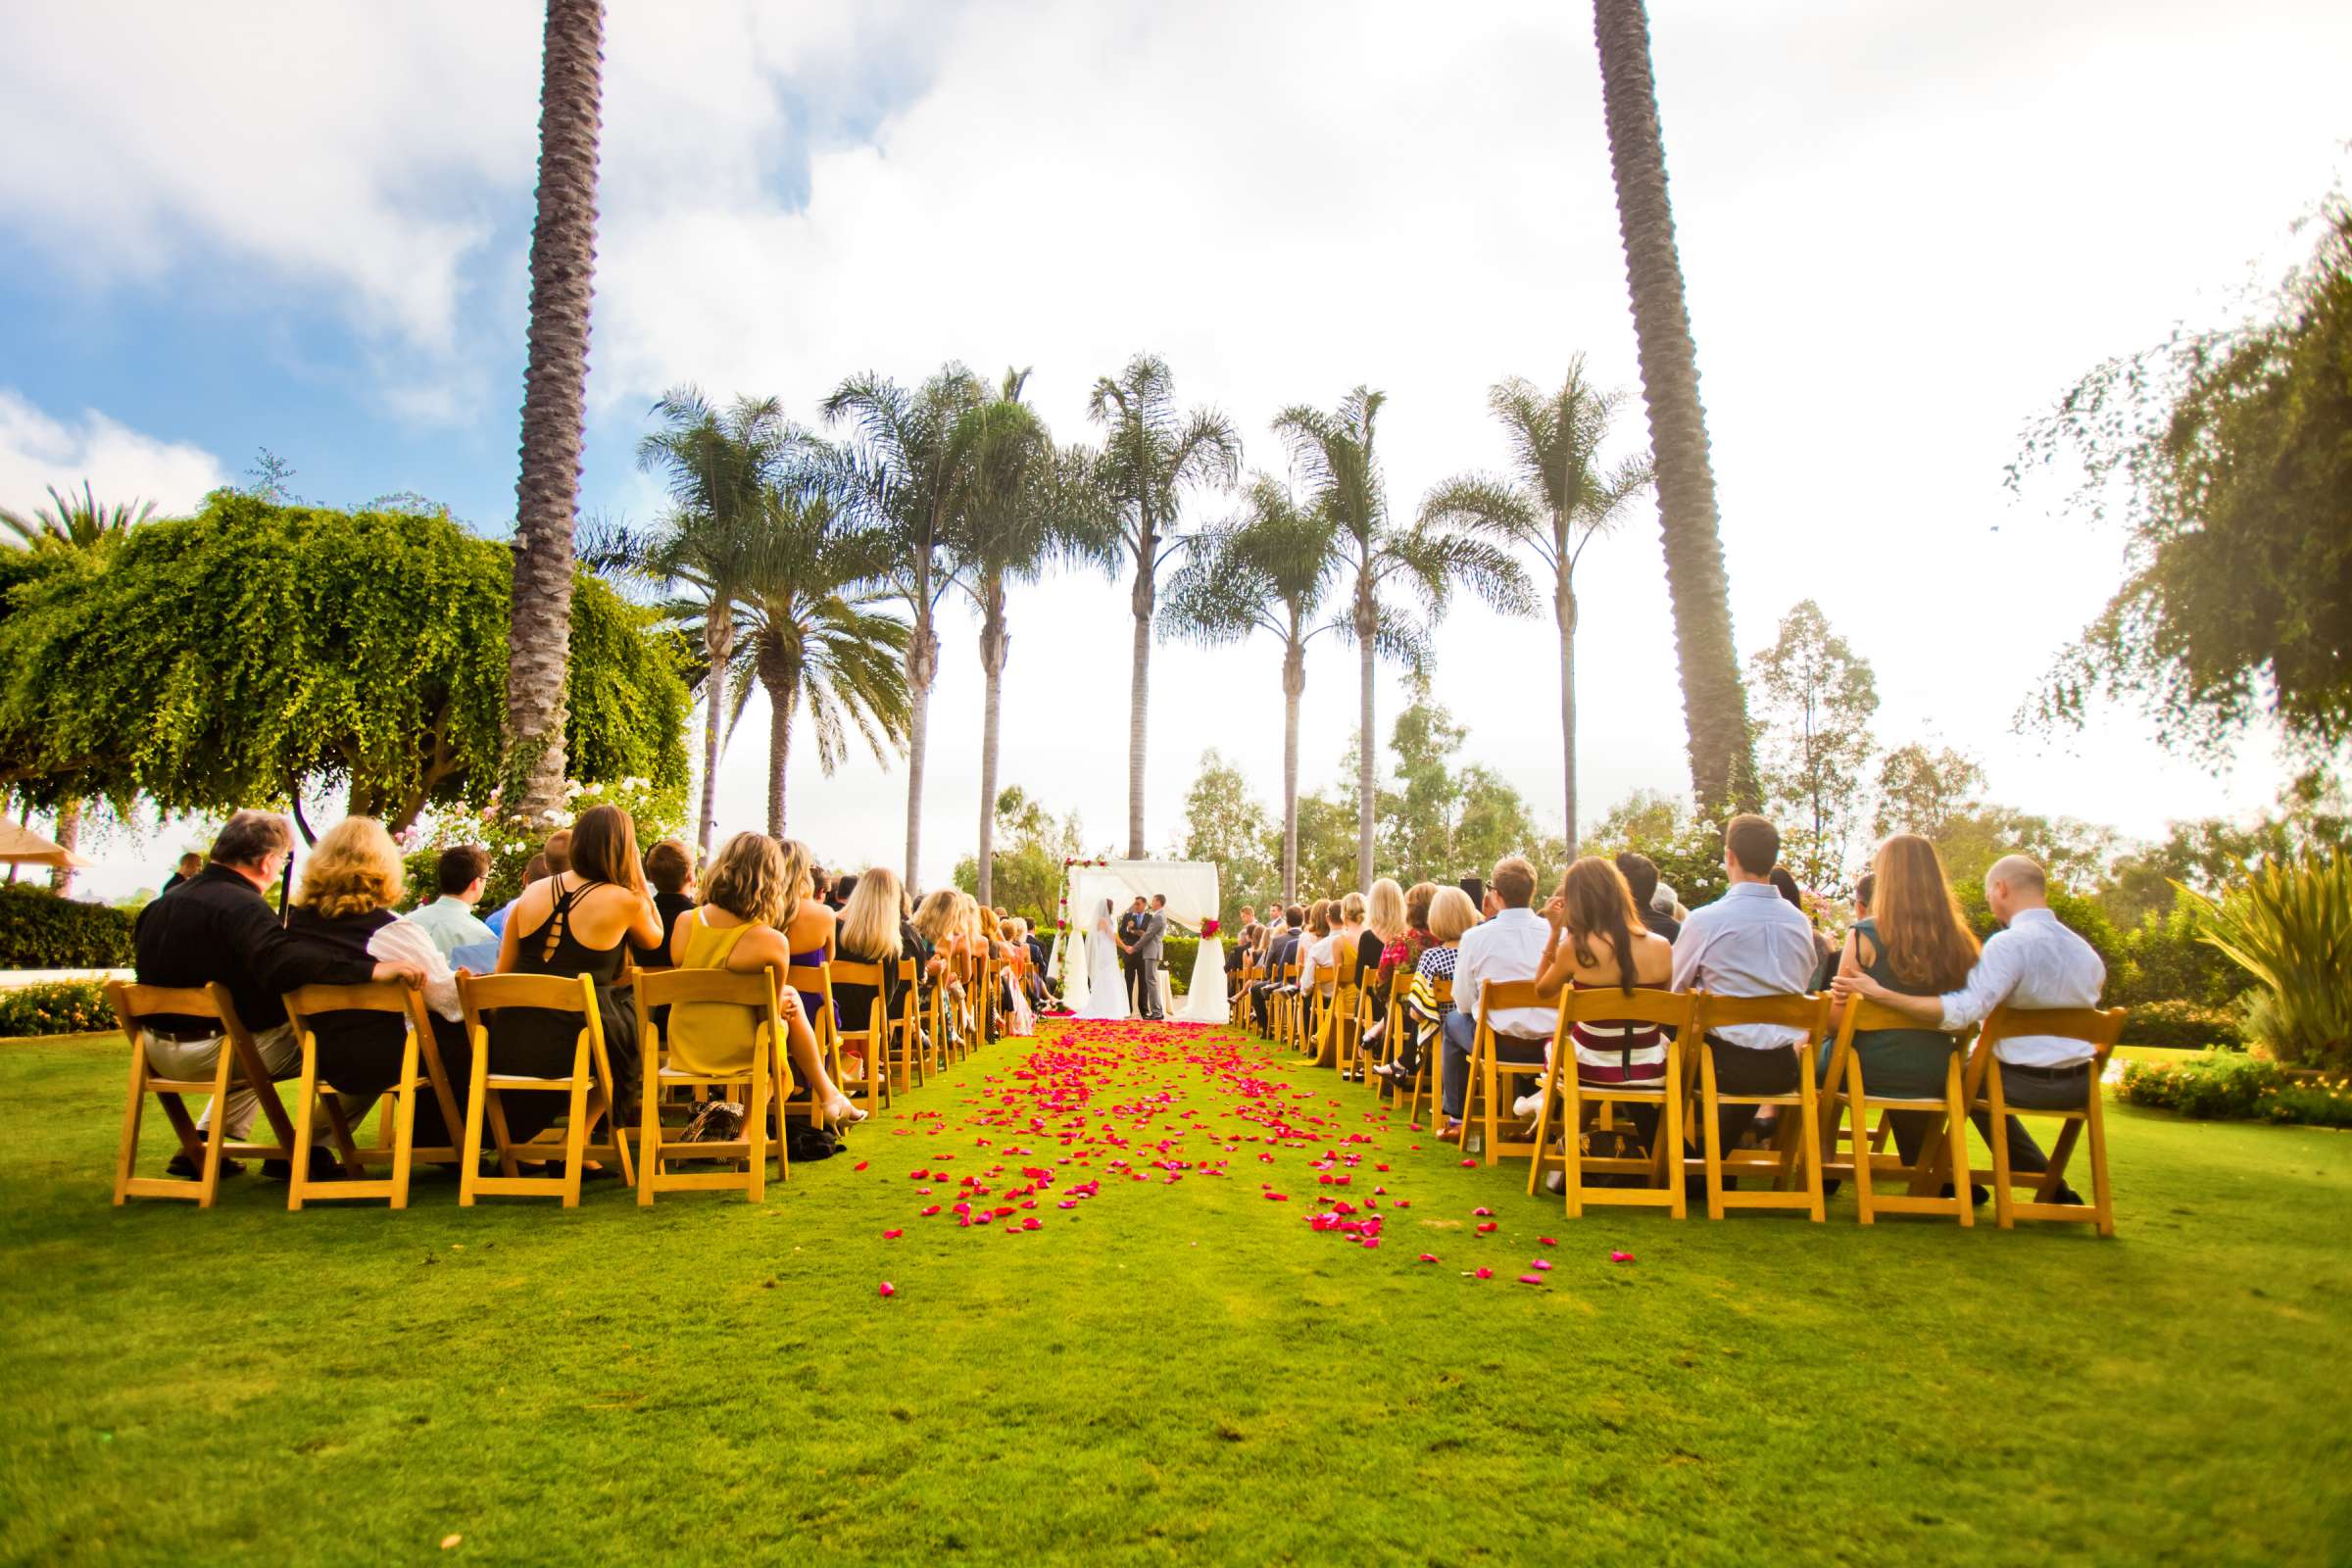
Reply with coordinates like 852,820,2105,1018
1835,853,2102,1197
1670,814,1822,1152
402,845,496,960
1441,856,1552,1129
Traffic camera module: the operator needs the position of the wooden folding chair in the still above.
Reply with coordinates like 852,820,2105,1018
1524,988,1695,1218
1456,980,1553,1168
1311,969,1350,1067
1816,999,1974,1226
1270,960,1300,1048
630,966,788,1205
280,982,459,1210
456,972,636,1207
789,958,877,1120
1370,985,1405,1104
1960,1005,2127,1236
1328,976,1367,1073
1401,978,1453,1127
835,958,919,1098
1686,992,1833,1221
108,981,302,1207
1231,960,1260,1030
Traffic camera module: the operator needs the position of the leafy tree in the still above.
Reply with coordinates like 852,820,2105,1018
1421,361,1652,855
1749,600,1879,886
1582,787,1730,910
1587,786,1690,849
1591,0,1758,818
504,0,607,821
1082,353,1243,859
1158,474,1344,901
635,386,811,856
1175,750,1275,928
953,785,1082,930
2014,206,2352,755
1933,805,2116,897
1276,788,1362,904
2099,769,2350,926
0,494,689,834
1274,386,1530,889
1874,744,1986,843
822,365,991,886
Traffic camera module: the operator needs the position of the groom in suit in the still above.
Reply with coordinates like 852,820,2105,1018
1131,894,1169,1019
1118,898,1148,1015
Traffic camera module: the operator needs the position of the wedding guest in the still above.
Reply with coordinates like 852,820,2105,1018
131,810,422,1180
161,851,203,894
1615,853,1680,944
1811,870,1876,992
1252,905,1305,1030
290,817,468,1141
773,839,838,1034
490,806,662,1141
832,872,858,910
1350,879,1408,1071
1834,853,2101,1200
1670,815,1821,1154
543,829,572,875
1440,856,1551,1133
835,865,924,1038
1373,886,1477,1092
483,855,549,939
666,831,864,1128
1529,857,1676,1152
405,845,496,960
1773,865,1838,974
630,838,698,970
912,889,967,1045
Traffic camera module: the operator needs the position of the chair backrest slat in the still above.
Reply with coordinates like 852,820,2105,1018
633,965,778,1009
1555,985,1695,1033
1691,991,1832,1037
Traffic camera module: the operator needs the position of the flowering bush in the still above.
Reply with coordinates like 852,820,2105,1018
409,776,687,906
0,979,116,1038
2113,1050,2351,1125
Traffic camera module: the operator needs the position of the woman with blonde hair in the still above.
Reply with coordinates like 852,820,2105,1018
1374,886,1478,1092
976,905,1036,1036
291,815,466,1134
666,832,865,1129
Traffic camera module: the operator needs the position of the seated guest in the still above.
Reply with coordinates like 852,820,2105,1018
834,866,918,1037
132,809,422,1180
1530,857,1676,1155
1440,856,1552,1135
1374,886,1477,1091
1251,905,1305,1029
667,831,864,1128
1773,865,1838,974
161,851,203,894
1834,853,2101,1201
1812,870,1875,993
405,844,497,960
775,839,839,1041
290,817,469,1142
1670,814,1821,1154
1348,879,1407,1073
484,855,549,939
1300,897,1340,1009
978,906,1036,1035
1615,852,1680,944
831,872,858,911
490,805,662,1141
630,838,698,970
911,888,968,1044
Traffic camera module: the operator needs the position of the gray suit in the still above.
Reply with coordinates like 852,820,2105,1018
1133,908,1167,1018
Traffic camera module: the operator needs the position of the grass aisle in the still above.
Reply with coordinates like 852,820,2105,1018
4,1019,2349,1565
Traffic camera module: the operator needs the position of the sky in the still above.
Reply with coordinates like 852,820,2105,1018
2,0,2346,900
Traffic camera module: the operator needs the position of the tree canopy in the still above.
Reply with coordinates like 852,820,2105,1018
0,492,690,830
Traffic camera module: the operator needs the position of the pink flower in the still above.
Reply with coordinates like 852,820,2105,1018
1538,1237,1558,1247
1459,1158,1477,1168
1473,1207,1494,1217
1263,1192,1289,1202
920,1205,941,1217
1532,1259,1551,1271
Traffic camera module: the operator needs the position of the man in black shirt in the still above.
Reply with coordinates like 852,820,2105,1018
1614,852,1681,944
134,810,422,1179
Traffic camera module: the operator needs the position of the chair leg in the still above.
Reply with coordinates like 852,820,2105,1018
113,1041,149,1205
1481,1043,1500,1167
1563,1078,1585,1220
1700,1051,1725,1221
1796,1051,1824,1223
389,1030,419,1210
200,1040,235,1209
2087,1085,2115,1237
1664,1053,1687,1221
288,1037,319,1212
1986,1067,2017,1230
561,1044,590,1209
747,1039,769,1205
1527,1053,1559,1199
1944,1054,1973,1229
1849,1053,1874,1226
637,1054,661,1209
460,1032,489,1207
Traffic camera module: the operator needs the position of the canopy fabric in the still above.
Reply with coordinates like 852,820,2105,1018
0,821,90,867
1048,858,1222,996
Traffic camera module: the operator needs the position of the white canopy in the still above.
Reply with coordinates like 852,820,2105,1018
1050,858,1222,1008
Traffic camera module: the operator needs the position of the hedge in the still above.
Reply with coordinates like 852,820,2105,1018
0,884,135,968
2114,1051,2352,1127
0,978,117,1038
2121,999,2243,1053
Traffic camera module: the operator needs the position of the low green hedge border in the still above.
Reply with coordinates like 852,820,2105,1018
0,884,135,969
2115,1051,2352,1127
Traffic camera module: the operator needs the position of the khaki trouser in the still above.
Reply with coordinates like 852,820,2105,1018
142,1022,327,1142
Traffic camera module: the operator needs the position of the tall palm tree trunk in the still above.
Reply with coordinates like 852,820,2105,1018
503,0,605,819
1355,600,1377,891
903,602,939,891
1281,641,1304,903
977,579,1009,906
763,681,795,839
1592,0,1755,818
1557,583,1579,858
1127,559,1153,861
697,610,732,856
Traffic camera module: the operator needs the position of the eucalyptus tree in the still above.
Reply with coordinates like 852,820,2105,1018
1159,475,1344,901
635,386,808,857
821,365,990,887
946,369,1088,906
505,0,608,822
1274,387,1531,888
1592,0,1757,816
1084,353,1243,858
1421,361,1652,854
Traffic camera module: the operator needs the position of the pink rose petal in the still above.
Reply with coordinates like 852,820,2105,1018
878,1281,896,1298
1473,1267,1494,1280
1610,1250,1636,1263
882,1229,903,1240
1516,1273,1544,1286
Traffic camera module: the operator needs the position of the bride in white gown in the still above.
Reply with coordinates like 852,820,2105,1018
1073,898,1133,1020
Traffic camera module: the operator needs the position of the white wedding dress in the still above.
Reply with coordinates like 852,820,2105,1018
1074,903,1132,1020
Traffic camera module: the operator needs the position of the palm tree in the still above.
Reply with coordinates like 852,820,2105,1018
713,490,912,838
821,366,990,887
1592,0,1757,817
0,481,153,892
1275,387,1531,889
635,386,808,857
1084,354,1243,859
504,0,607,821
1421,362,1653,855
0,483,157,550
946,369,1082,906
1160,475,1345,901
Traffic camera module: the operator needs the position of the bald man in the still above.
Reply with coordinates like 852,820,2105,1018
1835,854,2103,1200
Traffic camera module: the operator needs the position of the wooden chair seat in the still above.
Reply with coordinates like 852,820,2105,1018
630,965,788,1205
457,972,636,1207
280,981,461,1210
1816,999,1973,1226
1457,981,1552,1168
1687,992,1833,1221
108,981,302,1207
1525,988,1696,1218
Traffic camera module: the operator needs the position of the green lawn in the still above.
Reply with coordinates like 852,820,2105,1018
3,1020,2347,1566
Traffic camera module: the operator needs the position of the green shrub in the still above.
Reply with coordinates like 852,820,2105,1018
0,978,117,1038
2122,998,2243,1052
0,883,135,968
2189,852,2352,1071
2113,888,2244,1008
2109,1050,2352,1122
2261,1078,2352,1128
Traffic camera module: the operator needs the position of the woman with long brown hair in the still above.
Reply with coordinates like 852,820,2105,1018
1530,856,1676,1151
1830,833,1980,1165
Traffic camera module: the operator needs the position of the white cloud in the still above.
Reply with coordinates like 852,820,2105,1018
0,393,226,516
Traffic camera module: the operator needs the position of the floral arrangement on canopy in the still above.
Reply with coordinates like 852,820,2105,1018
1200,918,1220,937
1054,857,1114,934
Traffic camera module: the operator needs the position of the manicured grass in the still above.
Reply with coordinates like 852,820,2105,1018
3,1021,2348,1566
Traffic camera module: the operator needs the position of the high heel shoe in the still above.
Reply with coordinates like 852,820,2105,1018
826,1100,870,1130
